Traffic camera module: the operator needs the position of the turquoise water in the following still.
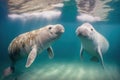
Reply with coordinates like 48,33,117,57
0,0,120,80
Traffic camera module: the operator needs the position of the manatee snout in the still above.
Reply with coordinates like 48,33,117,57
55,24,65,35
76,26,88,37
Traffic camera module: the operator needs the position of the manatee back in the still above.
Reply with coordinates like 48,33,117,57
95,32,109,54
8,32,34,61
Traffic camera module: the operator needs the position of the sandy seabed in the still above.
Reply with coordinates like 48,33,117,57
2,60,120,80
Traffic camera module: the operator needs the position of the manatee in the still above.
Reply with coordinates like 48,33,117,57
3,24,64,76
76,23,109,69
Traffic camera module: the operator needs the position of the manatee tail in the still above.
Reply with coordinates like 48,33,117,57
3,66,15,77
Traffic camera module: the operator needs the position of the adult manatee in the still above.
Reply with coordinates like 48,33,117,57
4,24,64,76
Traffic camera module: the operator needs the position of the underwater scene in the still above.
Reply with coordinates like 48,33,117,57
0,0,120,80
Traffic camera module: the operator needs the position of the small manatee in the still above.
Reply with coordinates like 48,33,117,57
76,23,109,69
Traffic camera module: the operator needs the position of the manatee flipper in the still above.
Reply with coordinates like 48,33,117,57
25,45,37,68
3,66,15,77
47,46,54,59
3,61,15,77
90,56,99,62
80,45,84,60
97,47,105,69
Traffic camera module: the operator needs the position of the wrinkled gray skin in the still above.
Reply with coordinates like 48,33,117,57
76,23,109,69
8,24,64,68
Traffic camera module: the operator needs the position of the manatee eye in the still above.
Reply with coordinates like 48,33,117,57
91,28,93,31
49,27,52,30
